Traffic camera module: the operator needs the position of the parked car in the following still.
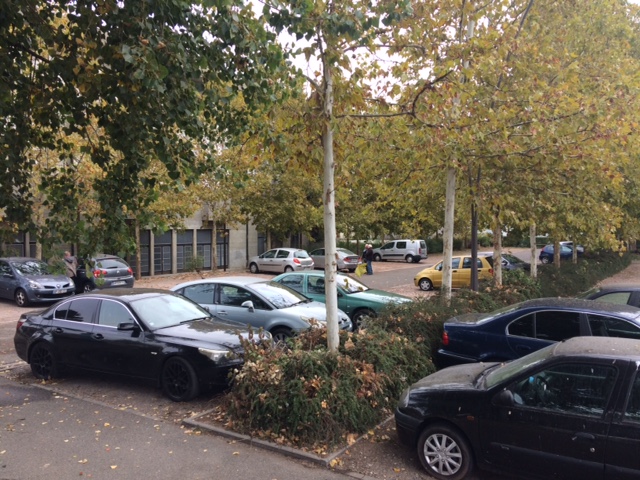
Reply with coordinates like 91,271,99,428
438,297,640,367
372,239,427,263
413,255,493,291
560,240,585,253
538,244,580,264
13,289,263,401
171,276,352,341
580,284,640,308
0,257,75,306
76,254,135,293
271,271,412,329
248,248,314,274
479,252,530,271
395,336,640,480
309,247,359,272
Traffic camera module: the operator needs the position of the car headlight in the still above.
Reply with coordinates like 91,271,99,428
28,280,43,289
398,387,411,408
198,347,230,362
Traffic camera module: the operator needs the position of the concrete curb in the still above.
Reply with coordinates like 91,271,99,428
184,408,387,480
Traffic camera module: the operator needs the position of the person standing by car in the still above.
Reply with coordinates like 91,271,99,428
363,244,374,275
64,251,78,284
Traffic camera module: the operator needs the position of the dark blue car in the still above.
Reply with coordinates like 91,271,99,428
438,297,640,367
538,244,576,264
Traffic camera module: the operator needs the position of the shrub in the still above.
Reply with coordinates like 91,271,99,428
225,326,433,449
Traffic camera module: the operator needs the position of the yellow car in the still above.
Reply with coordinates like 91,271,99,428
414,255,494,291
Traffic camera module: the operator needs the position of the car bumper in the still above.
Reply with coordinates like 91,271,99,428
394,408,422,447
437,349,479,368
26,288,75,303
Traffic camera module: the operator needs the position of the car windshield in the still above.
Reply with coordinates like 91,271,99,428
483,344,556,388
12,260,51,276
503,254,522,264
336,274,368,293
471,301,526,325
250,281,309,308
129,294,212,330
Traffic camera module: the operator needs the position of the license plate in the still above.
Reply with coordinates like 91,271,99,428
111,281,126,286
53,289,65,294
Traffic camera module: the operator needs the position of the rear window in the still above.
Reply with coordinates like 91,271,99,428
95,258,129,269
294,250,310,259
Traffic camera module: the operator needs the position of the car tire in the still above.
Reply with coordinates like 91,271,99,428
284,266,294,272
29,343,59,380
83,282,94,293
161,356,200,402
417,424,474,480
540,256,550,264
405,255,414,263
270,327,293,344
14,288,29,307
373,254,382,262
249,263,260,274
418,278,433,291
352,309,375,330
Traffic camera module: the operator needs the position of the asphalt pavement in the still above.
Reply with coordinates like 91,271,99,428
0,376,356,480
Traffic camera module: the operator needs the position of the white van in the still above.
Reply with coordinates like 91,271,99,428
372,239,428,263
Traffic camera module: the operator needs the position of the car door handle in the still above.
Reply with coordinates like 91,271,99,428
93,333,104,340
218,310,228,315
572,432,595,442
54,328,63,333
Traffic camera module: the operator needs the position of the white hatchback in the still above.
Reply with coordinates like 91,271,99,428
248,248,314,274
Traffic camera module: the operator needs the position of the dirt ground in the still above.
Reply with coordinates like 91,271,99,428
4,259,640,480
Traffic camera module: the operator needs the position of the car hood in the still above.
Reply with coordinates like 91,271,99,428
411,362,491,391
153,318,251,350
22,273,73,285
353,289,412,304
284,301,348,321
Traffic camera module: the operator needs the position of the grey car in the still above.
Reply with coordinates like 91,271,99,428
76,254,135,293
171,276,353,341
0,257,75,306
248,248,314,273
309,247,360,272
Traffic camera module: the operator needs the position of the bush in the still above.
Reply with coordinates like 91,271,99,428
426,237,443,254
225,326,433,449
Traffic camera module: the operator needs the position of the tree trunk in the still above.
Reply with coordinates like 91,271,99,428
322,56,339,353
529,223,537,278
492,211,502,287
134,220,142,280
442,167,456,302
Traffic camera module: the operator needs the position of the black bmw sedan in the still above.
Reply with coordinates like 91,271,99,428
395,336,640,480
14,288,269,401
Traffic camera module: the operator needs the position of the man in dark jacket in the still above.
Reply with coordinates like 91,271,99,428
363,244,374,275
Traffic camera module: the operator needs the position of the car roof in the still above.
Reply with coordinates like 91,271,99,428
0,257,44,262
552,336,640,360
172,276,268,289
586,284,640,293
78,288,179,301
516,297,640,318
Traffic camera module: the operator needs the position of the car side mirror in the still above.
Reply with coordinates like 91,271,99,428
117,322,139,331
493,389,515,407
241,300,255,312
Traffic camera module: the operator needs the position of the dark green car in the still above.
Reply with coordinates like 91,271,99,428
272,271,412,329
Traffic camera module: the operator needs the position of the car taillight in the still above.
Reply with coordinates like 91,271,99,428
293,258,301,265
489,268,494,275
441,331,449,346
127,267,133,275
16,319,25,331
